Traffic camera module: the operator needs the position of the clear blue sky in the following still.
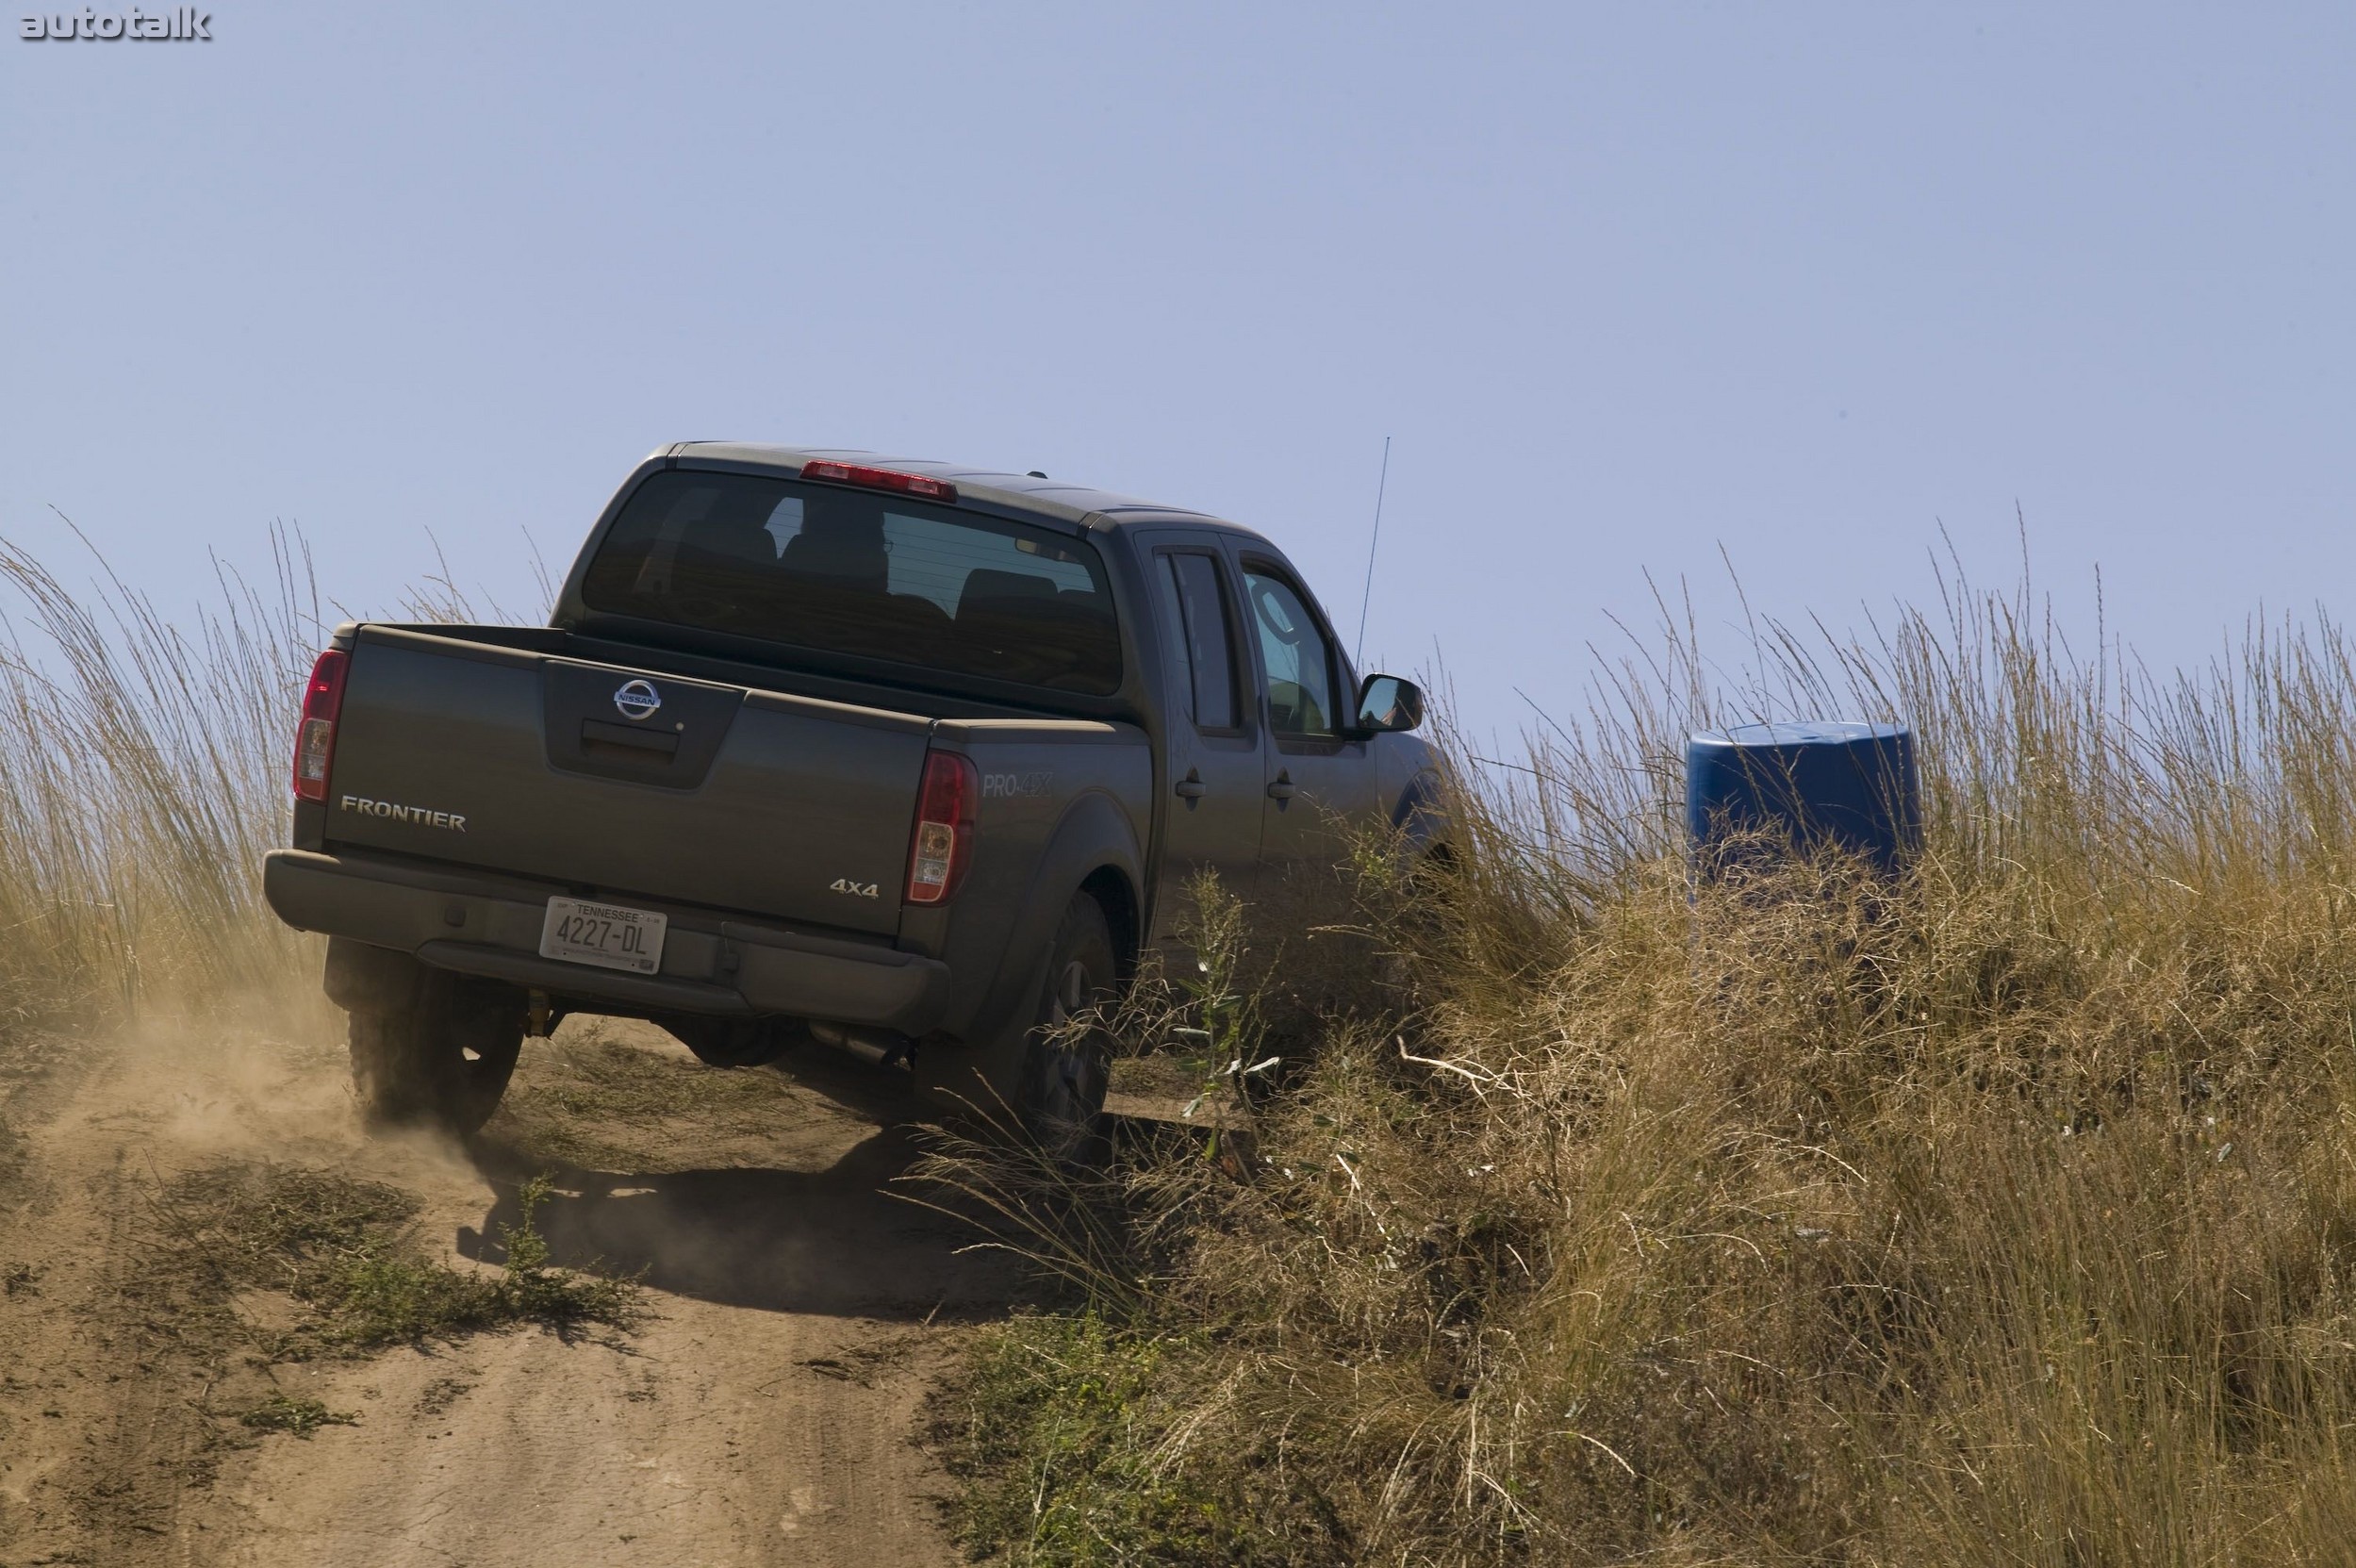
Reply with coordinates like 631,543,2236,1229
6,3,2350,744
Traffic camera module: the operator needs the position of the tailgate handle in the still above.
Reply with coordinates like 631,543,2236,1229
580,718,681,762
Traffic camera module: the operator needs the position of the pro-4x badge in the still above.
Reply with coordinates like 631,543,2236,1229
830,878,879,900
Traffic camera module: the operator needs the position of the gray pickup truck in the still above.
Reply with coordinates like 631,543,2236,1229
264,445,1442,1155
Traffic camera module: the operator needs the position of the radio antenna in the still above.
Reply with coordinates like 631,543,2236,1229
1353,436,1392,667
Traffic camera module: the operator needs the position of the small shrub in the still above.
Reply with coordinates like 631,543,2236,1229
490,1173,640,1327
943,1312,1327,1567
149,1161,639,1352
236,1394,355,1439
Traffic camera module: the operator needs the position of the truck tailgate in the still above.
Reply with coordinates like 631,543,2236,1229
322,627,930,937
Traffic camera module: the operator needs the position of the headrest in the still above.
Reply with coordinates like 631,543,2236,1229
957,569,1061,618
688,485,789,565
782,504,888,586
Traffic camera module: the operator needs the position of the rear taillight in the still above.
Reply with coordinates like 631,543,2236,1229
292,649,349,802
905,751,977,904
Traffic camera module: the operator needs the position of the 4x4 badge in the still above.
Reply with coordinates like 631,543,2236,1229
613,679,662,721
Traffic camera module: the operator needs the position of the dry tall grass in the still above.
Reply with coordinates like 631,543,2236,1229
0,524,524,1028
0,526,328,1022
937,567,2356,1566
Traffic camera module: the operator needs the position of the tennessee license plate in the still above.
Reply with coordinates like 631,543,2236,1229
538,897,667,976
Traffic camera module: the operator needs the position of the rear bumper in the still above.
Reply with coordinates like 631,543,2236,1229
263,848,950,1034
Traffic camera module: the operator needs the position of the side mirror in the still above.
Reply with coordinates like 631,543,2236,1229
1352,673,1425,735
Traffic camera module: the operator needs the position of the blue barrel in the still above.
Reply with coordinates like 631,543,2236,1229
1687,721,1919,876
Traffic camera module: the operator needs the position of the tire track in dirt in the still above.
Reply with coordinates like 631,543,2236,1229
0,1007,1016,1567
0,1144,200,1557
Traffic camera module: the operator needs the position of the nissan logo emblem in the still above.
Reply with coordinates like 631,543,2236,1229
613,679,662,721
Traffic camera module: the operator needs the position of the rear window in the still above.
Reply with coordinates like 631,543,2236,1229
581,470,1122,695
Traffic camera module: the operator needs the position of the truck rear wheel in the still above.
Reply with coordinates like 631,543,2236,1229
1015,894,1117,1168
348,968,525,1136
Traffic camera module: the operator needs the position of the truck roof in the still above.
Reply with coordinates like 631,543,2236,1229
662,442,1276,546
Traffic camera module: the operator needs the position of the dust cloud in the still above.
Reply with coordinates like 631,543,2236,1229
0,989,1010,1565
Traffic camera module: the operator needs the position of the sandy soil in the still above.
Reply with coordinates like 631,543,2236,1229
0,1005,1017,1567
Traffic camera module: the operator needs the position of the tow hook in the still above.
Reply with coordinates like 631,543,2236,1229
526,989,554,1038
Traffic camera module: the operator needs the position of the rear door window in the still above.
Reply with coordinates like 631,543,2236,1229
1153,552,1242,732
582,470,1122,695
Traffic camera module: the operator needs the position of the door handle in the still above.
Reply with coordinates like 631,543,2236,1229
1266,774,1297,802
1175,769,1208,800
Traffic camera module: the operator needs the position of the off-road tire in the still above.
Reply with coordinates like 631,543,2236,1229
348,968,525,1136
1014,894,1117,1168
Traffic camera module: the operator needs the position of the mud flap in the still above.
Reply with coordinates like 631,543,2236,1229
910,987,1040,1126
322,936,425,1013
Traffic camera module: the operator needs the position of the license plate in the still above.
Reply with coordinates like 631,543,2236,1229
538,897,667,975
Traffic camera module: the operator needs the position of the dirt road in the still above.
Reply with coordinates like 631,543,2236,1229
0,1004,1014,1567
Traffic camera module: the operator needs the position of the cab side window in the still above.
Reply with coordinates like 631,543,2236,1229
1154,553,1242,732
1243,569,1338,738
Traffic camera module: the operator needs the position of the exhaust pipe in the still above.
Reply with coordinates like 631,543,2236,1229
807,1020,916,1071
